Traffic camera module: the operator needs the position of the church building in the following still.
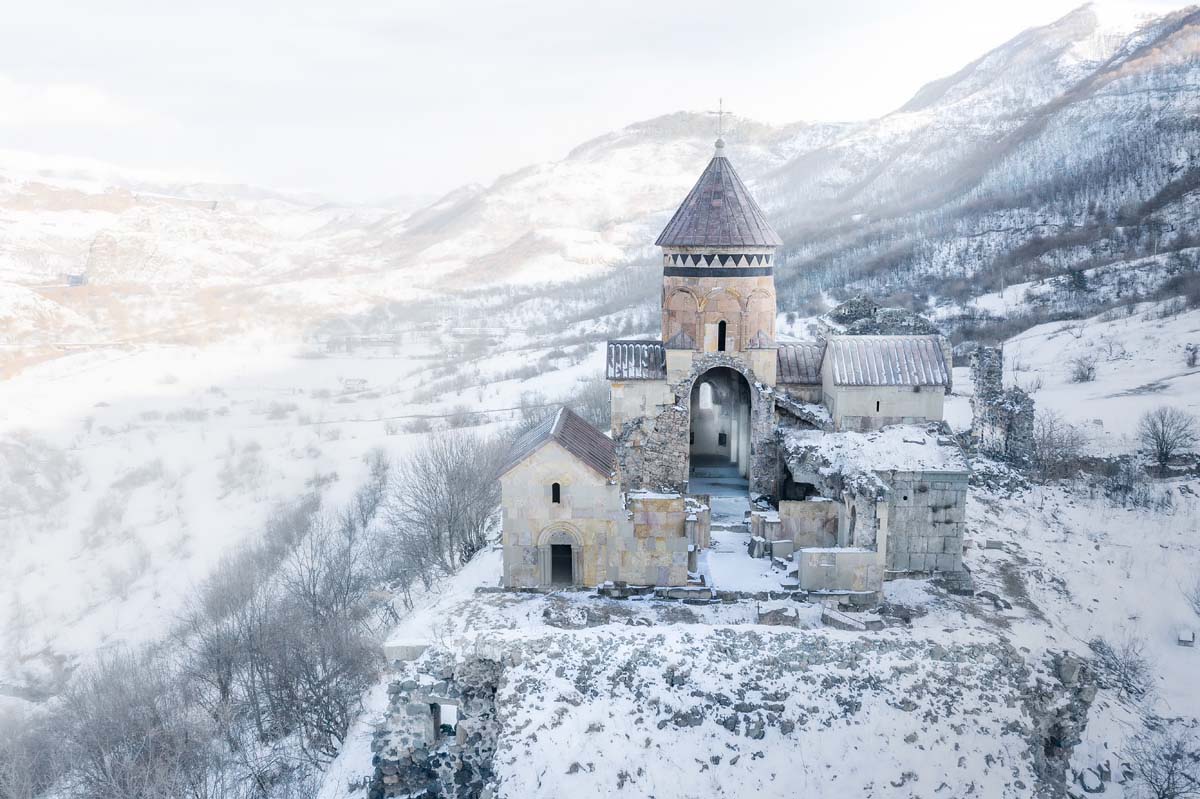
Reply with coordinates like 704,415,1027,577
500,136,969,599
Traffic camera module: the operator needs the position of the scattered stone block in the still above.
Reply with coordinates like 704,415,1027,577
985,540,1005,550
384,640,430,663
1178,628,1195,648
820,606,867,632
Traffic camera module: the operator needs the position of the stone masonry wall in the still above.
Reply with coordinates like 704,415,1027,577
970,347,1035,465
615,352,778,498
884,469,968,574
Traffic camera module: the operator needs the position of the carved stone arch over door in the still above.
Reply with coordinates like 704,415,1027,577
537,524,584,587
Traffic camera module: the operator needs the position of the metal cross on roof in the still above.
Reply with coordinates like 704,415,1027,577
710,98,728,138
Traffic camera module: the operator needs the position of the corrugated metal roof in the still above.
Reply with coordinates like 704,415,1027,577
606,340,666,380
499,407,616,479
777,341,825,384
826,335,949,387
655,143,783,249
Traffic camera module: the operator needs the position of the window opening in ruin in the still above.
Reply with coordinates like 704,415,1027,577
698,382,713,409
848,506,857,539
430,703,459,740
875,400,881,412
717,320,727,351
551,482,561,504
550,544,573,585
718,432,728,447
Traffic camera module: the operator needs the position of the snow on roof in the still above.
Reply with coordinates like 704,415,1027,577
783,425,968,474
825,335,949,387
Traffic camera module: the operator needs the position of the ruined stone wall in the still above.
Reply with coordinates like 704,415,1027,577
779,498,838,548
883,469,968,574
621,493,690,585
371,650,503,799
614,352,778,498
970,347,1035,465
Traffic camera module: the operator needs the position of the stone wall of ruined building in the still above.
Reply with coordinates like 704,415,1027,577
614,352,778,498
970,346,1035,465
882,469,969,574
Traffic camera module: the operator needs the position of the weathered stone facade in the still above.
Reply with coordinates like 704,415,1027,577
881,470,968,574
613,352,778,497
970,346,1035,465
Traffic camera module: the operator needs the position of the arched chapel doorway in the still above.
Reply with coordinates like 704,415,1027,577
688,367,751,496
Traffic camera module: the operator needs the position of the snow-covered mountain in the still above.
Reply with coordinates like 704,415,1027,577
4,4,1199,373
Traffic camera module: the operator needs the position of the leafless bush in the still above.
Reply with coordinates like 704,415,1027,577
1068,354,1098,383
387,430,504,574
266,402,299,420
1126,726,1200,799
1103,461,1173,511
1089,633,1154,700
446,404,480,429
1138,406,1199,467
403,417,433,434
0,709,63,799
1183,579,1200,620
1032,410,1088,481
55,648,219,799
1186,344,1198,369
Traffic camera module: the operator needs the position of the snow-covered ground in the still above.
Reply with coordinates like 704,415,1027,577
945,301,1200,451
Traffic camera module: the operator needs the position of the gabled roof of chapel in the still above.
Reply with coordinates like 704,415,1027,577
499,406,616,479
655,140,783,249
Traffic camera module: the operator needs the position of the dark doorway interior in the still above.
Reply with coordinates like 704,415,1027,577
550,544,573,585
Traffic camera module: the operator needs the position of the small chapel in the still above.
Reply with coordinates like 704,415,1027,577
499,136,969,600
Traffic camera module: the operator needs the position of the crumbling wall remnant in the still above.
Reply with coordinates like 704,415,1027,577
970,346,1035,465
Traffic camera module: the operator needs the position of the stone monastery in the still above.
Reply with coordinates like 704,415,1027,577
499,137,969,601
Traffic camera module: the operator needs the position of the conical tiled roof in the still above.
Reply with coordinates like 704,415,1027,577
655,141,782,249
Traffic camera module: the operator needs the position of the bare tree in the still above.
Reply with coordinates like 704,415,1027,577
387,431,504,572
1183,579,1200,620
1089,633,1154,700
56,648,218,799
1127,727,1200,799
1138,406,1199,467
1032,410,1088,481
1068,354,1098,382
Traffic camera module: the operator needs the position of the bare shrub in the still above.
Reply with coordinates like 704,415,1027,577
387,431,504,574
1183,579,1200,620
1186,344,1198,369
1104,461,1173,511
1126,726,1200,799
1138,406,1199,467
1032,410,1088,481
1068,354,1098,383
1089,633,1154,700
446,404,479,429
403,417,432,434
0,710,63,799
56,648,218,799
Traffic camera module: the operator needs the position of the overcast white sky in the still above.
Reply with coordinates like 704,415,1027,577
0,1,1186,202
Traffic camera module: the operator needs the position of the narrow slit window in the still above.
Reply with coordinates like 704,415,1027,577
718,432,728,447
875,400,881,413
717,320,727,352
551,482,561,504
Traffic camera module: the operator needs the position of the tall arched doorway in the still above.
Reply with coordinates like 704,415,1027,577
688,367,751,496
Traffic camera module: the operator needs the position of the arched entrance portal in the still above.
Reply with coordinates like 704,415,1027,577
688,367,752,496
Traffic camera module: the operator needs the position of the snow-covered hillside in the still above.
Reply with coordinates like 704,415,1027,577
7,4,1200,376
